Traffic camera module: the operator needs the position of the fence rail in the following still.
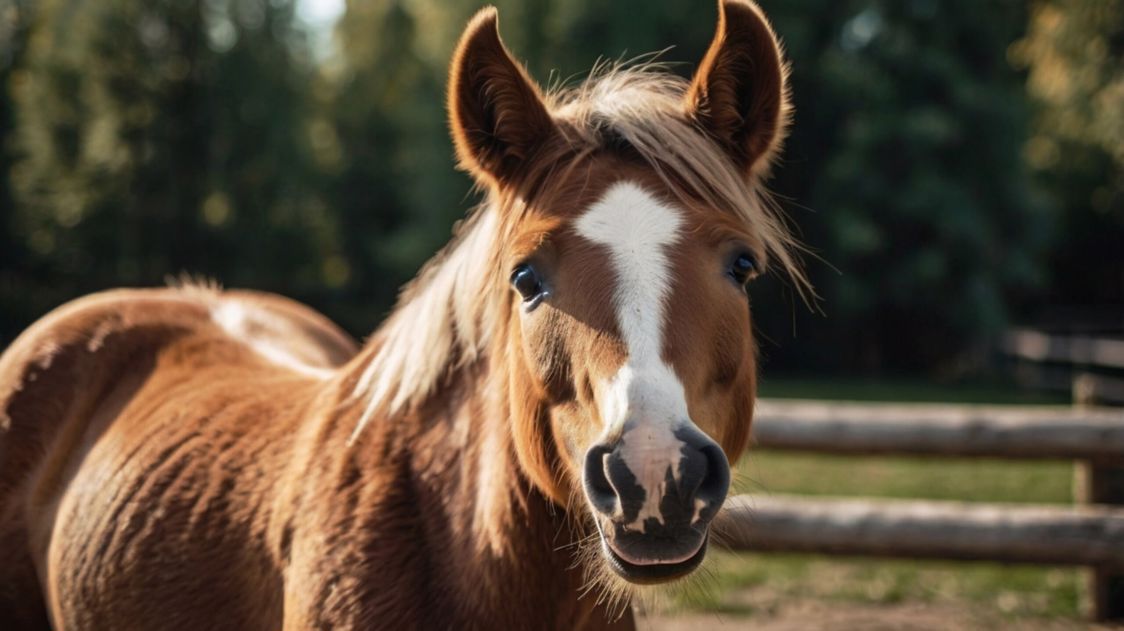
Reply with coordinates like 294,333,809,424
1001,328,1124,404
1002,328,1124,370
732,398,1124,620
717,495,1124,568
751,399,1124,462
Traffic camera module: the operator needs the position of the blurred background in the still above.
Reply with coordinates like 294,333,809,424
1,0,1121,375
1,0,1122,628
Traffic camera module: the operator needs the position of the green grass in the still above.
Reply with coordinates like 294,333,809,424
674,553,1083,620
673,378,1085,621
735,452,1074,504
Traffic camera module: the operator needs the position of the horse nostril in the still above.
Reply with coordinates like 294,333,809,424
673,427,731,525
583,444,617,516
695,443,730,508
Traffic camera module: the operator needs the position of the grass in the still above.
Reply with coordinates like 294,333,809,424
673,553,1083,620
669,378,1086,621
735,452,1074,504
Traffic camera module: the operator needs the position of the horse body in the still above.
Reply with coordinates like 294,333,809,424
1,2,805,628
0,287,627,630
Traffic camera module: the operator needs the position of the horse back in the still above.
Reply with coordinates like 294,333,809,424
0,287,357,629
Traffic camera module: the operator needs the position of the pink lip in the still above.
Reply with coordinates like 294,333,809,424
604,534,706,566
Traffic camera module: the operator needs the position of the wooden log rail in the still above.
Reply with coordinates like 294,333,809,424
1001,328,1124,370
742,399,1124,619
751,399,1124,462
716,495,1124,568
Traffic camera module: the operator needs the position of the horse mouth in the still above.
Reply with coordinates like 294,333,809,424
598,528,709,584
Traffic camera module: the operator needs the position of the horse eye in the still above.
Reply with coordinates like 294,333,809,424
729,252,756,285
510,264,543,301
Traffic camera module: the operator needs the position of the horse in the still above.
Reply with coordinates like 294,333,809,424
0,1,807,628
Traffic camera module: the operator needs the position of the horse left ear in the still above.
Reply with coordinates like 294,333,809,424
685,0,791,176
448,7,557,185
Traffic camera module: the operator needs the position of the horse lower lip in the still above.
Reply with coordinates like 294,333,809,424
605,534,706,566
600,534,709,584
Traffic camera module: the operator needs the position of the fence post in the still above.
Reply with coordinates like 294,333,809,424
1075,374,1124,621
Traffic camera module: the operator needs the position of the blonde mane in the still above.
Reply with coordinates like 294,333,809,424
349,206,503,438
350,63,810,438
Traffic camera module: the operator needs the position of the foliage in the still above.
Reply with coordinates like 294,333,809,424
754,0,1052,373
1010,0,1124,313
0,0,32,341
320,0,466,332
0,0,1117,379
5,0,334,344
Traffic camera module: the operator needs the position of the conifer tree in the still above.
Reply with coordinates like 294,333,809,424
1012,0,1124,313
10,0,333,339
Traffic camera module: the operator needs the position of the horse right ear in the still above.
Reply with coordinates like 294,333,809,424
448,7,556,185
685,0,790,177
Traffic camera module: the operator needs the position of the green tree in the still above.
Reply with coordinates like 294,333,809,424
751,0,1053,373
3,0,1095,380
0,0,33,341
1011,0,1124,316
321,0,463,332
8,0,333,345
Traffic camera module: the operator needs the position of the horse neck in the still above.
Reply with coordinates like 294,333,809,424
341,354,612,627
336,227,625,627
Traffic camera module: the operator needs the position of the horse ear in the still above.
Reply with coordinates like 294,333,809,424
685,0,790,176
448,7,556,185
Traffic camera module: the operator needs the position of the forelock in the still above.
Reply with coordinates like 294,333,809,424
545,62,811,299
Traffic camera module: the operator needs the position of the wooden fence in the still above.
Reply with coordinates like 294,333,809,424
1002,328,1124,404
718,399,1124,621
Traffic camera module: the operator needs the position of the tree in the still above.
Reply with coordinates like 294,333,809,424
751,0,1053,373
8,0,333,345
320,0,463,332
1011,0,1124,320
0,0,33,343
3,0,1096,380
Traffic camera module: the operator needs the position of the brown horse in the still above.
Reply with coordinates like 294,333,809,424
0,2,806,629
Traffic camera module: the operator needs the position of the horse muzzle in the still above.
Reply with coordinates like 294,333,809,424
582,423,730,583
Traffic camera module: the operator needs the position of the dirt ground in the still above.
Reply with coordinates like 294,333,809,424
640,603,1117,631
636,590,1122,631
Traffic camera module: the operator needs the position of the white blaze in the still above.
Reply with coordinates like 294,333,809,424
575,182,692,531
